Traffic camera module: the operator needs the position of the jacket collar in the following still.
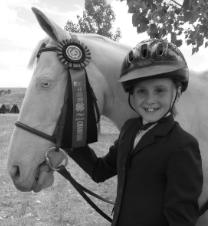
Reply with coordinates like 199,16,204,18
133,114,175,153
149,114,175,137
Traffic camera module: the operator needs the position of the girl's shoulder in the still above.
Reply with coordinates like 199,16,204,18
121,117,139,131
171,121,199,148
118,117,139,139
123,117,138,126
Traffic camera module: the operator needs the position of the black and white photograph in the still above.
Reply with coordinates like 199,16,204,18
1,0,208,225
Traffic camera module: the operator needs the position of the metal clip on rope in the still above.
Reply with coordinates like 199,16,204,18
45,147,68,171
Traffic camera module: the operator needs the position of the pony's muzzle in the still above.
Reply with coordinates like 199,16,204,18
9,165,20,181
8,163,32,191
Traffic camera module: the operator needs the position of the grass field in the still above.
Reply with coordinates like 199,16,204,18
0,88,25,108
0,114,119,226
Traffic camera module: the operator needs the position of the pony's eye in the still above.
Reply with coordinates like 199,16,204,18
37,78,53,89
41,81,50,88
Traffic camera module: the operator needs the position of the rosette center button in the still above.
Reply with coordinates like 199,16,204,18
66,45,83,61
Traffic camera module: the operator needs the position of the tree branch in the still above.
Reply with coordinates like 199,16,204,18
170,0,182,7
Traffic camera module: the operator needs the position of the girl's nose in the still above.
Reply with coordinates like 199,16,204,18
145,93,156,104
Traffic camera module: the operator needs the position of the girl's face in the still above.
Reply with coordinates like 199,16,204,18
132,78,177,123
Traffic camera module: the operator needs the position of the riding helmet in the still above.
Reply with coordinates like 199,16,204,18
119,39,189,93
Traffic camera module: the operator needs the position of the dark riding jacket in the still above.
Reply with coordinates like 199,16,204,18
69,115,203,226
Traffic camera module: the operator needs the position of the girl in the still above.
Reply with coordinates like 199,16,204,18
69,39,203,226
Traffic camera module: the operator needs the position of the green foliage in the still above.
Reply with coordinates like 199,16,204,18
121,0,208,54
65,0,121,41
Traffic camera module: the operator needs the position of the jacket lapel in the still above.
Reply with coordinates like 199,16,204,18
133,115,175,154
133,131,156,154
119,119,141,162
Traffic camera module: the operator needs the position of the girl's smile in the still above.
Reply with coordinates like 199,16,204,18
132,78,177,123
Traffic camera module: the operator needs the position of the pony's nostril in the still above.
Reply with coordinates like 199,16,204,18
10,165,20,180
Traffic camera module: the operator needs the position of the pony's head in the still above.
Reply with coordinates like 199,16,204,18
7,8,73,192
7,8,131,192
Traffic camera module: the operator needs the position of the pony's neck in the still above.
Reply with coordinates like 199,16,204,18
76,34,135,130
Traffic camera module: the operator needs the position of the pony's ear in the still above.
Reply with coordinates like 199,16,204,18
32,7,70,42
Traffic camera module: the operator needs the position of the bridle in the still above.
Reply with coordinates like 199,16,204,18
15,38,113,222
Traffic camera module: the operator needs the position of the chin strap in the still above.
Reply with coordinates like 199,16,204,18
160,88,179,119
128,93,137,113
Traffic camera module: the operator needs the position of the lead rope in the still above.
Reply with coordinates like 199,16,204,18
57,166,113,222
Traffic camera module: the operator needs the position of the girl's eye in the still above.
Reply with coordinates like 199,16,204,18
136,89,146,94
156,88,163,93
155,88,166,94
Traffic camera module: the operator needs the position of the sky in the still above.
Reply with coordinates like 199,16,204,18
0,0,208,87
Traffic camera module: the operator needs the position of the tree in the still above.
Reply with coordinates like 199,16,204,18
121,0,208,54
10,104,19,114
65,0,121,41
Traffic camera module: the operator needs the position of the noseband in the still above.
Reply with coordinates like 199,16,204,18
15,38,113,222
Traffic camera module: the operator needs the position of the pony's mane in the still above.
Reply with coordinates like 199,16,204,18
77,33,107,41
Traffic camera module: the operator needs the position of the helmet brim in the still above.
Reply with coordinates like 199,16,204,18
119,64,185,83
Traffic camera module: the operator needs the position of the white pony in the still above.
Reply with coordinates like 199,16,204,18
7,8,208,225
